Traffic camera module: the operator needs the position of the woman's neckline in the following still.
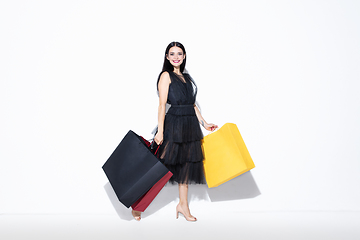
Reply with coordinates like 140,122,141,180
172,71,186,83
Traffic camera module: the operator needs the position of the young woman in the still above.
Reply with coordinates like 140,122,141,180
132,42,217,221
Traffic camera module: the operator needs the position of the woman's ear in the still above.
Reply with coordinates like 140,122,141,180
166,54,169,60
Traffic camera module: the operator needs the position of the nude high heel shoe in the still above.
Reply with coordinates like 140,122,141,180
176,204,197,222
132,210,141,221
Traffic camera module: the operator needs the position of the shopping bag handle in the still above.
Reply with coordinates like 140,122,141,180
150,141,160,155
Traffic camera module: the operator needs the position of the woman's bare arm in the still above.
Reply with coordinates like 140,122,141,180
194,105,217,131
154,72,171,144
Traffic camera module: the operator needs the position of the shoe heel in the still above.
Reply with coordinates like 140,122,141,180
176,210,179,219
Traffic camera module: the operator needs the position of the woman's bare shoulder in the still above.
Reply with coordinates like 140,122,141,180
159,71,171,83
160,71,170,77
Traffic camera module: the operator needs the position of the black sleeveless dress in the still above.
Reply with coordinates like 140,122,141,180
157,71,205,185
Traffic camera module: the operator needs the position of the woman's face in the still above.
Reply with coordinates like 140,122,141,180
166,46,185,68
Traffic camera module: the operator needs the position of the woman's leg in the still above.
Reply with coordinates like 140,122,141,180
177,184,197,221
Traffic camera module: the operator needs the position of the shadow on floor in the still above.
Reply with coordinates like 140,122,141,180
104,171,260,220
104,182,133,221
206,171,261,201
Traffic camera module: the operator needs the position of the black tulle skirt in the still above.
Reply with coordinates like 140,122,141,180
157,105,206,185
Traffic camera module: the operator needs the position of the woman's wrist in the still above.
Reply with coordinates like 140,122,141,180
200,120,207,128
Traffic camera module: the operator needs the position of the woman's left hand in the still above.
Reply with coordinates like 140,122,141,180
204,123,218,132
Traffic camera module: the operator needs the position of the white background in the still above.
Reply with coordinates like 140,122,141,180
1,0,360,216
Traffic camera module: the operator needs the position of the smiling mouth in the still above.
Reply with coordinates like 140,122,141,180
173,60,180,63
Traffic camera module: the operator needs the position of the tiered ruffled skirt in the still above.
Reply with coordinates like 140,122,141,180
158,105,205,184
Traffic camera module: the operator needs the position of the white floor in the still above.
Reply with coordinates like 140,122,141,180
1,210,359,240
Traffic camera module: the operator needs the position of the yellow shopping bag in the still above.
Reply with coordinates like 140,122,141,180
202,123,255,188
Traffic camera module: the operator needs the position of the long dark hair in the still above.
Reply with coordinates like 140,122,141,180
162,41,187,73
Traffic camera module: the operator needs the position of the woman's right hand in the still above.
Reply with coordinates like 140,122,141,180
154,132,163,145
